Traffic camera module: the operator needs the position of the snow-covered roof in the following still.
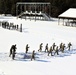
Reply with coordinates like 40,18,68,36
58,8,76,19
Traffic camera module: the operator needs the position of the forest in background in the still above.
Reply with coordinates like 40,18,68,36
0,0,76,17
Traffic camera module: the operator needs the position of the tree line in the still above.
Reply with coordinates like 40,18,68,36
0,0,76,17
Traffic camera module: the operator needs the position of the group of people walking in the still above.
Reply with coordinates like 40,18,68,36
38,42,72,56
9,42,72,60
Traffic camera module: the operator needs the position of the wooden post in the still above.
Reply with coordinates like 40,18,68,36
68,19,69,26
49,3,51,17
29,4,31,21
20,24,22,32
21,4,22,13
40,4,41,20
58,18,60,25
24,5,26,20
63,19,64,25
16,4,18,17
35,4,36,21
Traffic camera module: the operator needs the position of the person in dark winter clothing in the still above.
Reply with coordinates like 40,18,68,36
25,44,30,53
48,46,53,56
68,42,72,50
12,49,16,60
52,43,56,50
38,43,43,52
9,45,14,57
12,44,17,60
12,44,17,51
54,46,59,55
9,44,17,60
31,50,35,61
9,44,16,57
61,44,65,53
45,43,48,52
59,43,63,50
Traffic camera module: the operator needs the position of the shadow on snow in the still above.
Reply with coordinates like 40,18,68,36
0,49,76,62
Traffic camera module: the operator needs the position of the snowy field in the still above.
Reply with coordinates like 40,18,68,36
0,16,76,75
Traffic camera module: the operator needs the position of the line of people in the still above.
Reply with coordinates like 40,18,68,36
1,21,19,30
38,42,72,56
25,42,72,60
9,42,72,60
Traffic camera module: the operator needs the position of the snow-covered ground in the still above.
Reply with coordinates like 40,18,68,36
0,16,76,75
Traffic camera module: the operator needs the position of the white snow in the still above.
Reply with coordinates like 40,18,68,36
0,16,76,75
59,8,76,18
